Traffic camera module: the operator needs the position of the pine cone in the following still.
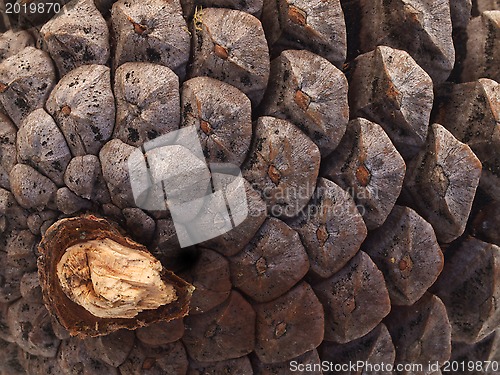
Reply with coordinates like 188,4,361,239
0,0,499,374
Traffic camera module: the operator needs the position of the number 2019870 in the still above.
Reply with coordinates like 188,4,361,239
5,2,61,14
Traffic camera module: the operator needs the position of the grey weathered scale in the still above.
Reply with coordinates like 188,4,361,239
46,64,115,156
181,76,252,165
253,282,324,363
385,293,452,374
0,47,56,127
111,0,190,79
243,116,321,219
113,62,180,147
356,0,455,84
323,118,406,230
229,217,309,302
320,324,396,372
462,11,500,82
363,205,444,306
189,7,270,106
16,108,71,187
288,177,367,279
404,123,482,243
182,291,256,362
434,237,500,344
349,46,434,159
313,251,391,344
261,49,349,156
39,0,110,77
435,78,500,198
261,0,347,67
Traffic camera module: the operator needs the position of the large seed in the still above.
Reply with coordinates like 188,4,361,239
403,124,482,243
349,46,434,159
253,282,324,363
288,177,367,278
190,8,270,106
39,0,110,77
46,64,115,156
111,0,190,79
114,62,180,147
243,116,321,218
462,11,500,82
0,47,56,127
229,218,309,302
0,113,16,190
385,294,452,374
355,0,455,83
319,324,396,374
182,291,256,362
433,237,500,344
435,78,500,199
260,49,349,156
37,215,194,337
363,205,444,306
313,251,391,343
16,108,71,187
10,164,57,211
261,0,347,67
181,77,252,165
322,118,406,230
